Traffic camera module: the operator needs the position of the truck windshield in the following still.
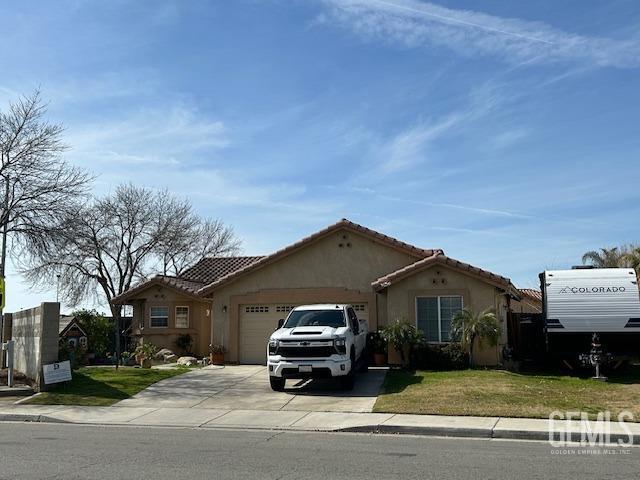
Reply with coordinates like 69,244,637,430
283,310,346,328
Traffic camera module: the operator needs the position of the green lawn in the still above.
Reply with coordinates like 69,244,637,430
24,367,189,406
373,368,640,420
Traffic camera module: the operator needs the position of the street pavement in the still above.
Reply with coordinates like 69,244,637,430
0,422,637,480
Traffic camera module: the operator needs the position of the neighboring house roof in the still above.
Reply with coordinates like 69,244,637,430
181,256,264,283
197,218,442,295
59,316,88,337
519,288,542,303
371,253,520,297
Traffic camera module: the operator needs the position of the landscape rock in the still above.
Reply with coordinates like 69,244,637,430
154,348,174,360
177,356,198,366
164,354,178,363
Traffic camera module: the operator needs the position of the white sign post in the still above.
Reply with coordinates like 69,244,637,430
42,360,72,385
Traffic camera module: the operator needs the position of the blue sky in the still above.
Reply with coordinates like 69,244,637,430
2,0,639,312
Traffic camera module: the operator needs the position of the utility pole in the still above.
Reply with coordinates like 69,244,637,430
1,174,9,325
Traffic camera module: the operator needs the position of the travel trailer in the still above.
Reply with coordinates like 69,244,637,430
539,267,640,367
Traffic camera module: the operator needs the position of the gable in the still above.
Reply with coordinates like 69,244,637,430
211,228,423,295
199,218,439,295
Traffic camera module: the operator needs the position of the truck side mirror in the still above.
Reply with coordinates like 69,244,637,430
277,319,285,329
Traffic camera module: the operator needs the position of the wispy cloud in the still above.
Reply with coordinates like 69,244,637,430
319,0,640,68
66,103,229,169
367,81,506,175
378,194,533,219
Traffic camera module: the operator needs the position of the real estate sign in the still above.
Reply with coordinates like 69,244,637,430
42,360,72,385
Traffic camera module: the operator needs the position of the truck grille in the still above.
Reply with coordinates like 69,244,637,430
277,346,335,358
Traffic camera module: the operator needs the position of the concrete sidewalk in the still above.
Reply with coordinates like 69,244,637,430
1,404,639,444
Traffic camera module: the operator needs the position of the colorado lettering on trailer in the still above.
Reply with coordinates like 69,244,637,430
558,286,627,294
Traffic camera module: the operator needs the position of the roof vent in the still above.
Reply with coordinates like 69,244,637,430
572,265,595,270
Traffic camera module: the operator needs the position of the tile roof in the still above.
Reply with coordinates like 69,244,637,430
111,275,206,304
372,253,519,295
111,257,264,304
198,218,442,295
519,288,542,302
181,256,264,284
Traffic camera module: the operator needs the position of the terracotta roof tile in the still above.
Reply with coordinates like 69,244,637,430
181,256,264,284
372,253,518,294
198,218,442,295
519,288,542,302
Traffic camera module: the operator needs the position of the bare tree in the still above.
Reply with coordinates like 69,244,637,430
0,91,90,319
21,183,240,362
159,218,240,276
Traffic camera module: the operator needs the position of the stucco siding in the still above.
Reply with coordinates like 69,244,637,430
384,263,509,366
210,228,420,362
128,286,211,356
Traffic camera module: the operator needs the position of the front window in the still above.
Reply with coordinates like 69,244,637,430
175,306,189,328
150,306,169,328
283,310,346,328
416,296,463,342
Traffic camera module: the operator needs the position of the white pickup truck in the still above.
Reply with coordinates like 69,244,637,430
266,304,368,391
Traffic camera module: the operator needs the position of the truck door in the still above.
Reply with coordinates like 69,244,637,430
347,307,366,358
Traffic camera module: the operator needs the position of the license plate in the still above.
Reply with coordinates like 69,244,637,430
299,365,312,373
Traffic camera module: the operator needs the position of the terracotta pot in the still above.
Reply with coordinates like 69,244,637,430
374,352,387,366
387,344,411,366
141,358,152,369
210,353,224,365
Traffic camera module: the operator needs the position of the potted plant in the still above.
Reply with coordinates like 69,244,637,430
209,344,226,365
120,351,132,366
368,331,387,366
380,319,423,367
134,343,159,368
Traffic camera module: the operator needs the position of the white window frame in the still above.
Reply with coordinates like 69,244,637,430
175,306,190,329
149,306,169,328
415,295,463,343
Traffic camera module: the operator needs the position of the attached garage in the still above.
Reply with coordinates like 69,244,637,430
238,302,369,364
114,218,521,367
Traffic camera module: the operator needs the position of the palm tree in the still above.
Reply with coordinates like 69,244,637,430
622,245,640,274
451,307,501,368
581,247,629,268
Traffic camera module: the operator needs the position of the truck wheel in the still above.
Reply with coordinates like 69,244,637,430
270,377,285,391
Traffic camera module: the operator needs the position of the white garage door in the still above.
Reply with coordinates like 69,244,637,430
238,302,369,364
239,304,295,364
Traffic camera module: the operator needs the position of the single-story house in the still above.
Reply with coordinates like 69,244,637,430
59,315,88,349
112,219,522,366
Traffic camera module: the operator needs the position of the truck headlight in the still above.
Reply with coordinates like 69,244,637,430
334,338,346,354
268,339,279,355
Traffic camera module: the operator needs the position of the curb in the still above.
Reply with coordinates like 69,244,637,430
0,414,68,424
341,424,493,438
1,414,639,444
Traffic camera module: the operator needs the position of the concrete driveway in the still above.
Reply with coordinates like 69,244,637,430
116,365,387,413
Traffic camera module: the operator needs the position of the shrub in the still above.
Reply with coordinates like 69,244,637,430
412,342,469,370
367,331,387,354
208,344,226,354
72,309,114,358
175,334,194,354
380,319,423,366
134,342,159,359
